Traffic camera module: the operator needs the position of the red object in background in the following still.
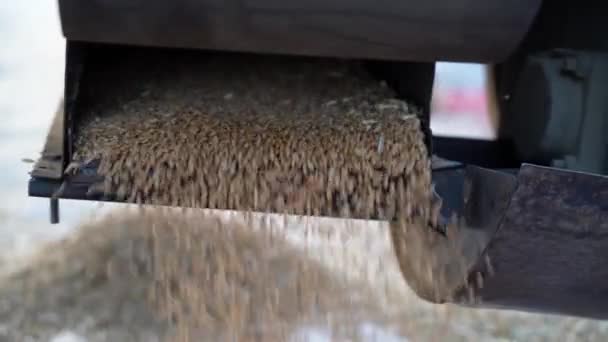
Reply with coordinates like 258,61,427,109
434,88,487,114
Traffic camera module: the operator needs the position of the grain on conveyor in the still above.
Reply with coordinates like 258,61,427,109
72,53,431,222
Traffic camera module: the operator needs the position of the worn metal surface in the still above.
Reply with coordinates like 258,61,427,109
460,166,518,235
432,164,518,229
431,164,465,226
31,100,65,180
58,0,541,63
29,160,103,201
31,41,87,181
454,164,608,319
401,164,608,319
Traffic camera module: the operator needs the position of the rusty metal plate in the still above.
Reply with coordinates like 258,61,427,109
456,164,608,319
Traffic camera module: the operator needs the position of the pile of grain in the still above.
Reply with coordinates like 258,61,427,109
0,209,386,341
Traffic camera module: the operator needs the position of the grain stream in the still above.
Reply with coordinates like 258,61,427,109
71,51,478,309
69,53,475,337
10,53,479,341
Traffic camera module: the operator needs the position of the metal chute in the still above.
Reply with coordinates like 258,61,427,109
409,163,608,319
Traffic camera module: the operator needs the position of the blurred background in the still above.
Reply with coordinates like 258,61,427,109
432,63,495,140
0,1,118,269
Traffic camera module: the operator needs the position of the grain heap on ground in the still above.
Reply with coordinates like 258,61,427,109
0,209,390,341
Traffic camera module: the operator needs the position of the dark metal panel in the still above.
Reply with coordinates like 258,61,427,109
58,0,541,63
455,164,608,319
395,164,608,319
29,165,104,202
31,100,64,180
31,41,87,180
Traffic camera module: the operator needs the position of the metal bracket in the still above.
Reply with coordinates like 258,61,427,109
50,198,60,224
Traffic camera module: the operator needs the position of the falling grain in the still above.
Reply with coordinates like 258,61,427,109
11,51,482,341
